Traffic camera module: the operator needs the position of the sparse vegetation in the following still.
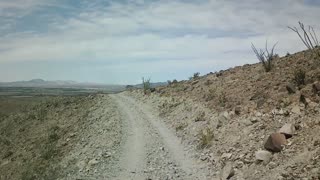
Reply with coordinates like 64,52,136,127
175,123,187,131
193,72,200,79
204,79,213,86
142,77,151,94
218,91,227,107
205,88,216,102
251,41,278,72
189,72,200,80
0,95,96,180
198,128,214,149
37,108,47,121
167,79,178,86
288,22,319,55
286,52,291,57
195,111,206,122
293,68,306,86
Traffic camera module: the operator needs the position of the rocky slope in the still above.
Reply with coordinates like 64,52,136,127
0,95,103,179
127,48,320,179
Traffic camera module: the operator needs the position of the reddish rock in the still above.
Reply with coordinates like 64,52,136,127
264,133,287,152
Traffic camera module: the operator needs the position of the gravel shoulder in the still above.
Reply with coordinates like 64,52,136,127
57,95,123,179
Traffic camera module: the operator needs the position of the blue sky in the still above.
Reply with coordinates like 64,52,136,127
0,0,319,84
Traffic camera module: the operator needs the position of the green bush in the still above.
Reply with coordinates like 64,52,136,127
142,77,151,94
193,72,200,79
198,128,214,149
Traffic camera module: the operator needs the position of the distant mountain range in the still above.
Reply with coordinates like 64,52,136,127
0,79,168,89
0,79,124,89
130,82,168,89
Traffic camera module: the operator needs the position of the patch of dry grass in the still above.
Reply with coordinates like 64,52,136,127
198,128,214,149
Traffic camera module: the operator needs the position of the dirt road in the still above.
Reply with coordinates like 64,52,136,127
57,93,209,179
111,93,209,179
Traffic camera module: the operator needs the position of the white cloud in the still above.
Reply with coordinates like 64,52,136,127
0,0,319,83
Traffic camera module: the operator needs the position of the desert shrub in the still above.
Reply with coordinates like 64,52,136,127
204,80,212,86
293,69,306,86
251,41,278,72
198,128,214,149
189,72,200,80
206,88,216,101
41,144,58,160
193,72,200,79
288,22,319,56
175,124,187,131
48,132,59,142
172,79,178,84
218,91,227,107
142,77,151,94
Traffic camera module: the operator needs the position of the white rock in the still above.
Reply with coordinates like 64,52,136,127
291,105,301,114
255,150,272,162
88,158,99,166
278,109,284,115
242,119,253,126
309,102,319,109
278,123,295,138
220,162,235,180
250,117,258,123
222,111,230,120
221,153,232,159
255,112,262,117
268,161,277,169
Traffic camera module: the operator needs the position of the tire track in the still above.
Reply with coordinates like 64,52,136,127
111,94,147,179
111,93,208,179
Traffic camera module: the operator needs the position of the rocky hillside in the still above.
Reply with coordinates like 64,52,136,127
128,47,320,179
0,95,102,179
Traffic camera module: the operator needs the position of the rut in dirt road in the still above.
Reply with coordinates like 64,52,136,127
111,93,209,180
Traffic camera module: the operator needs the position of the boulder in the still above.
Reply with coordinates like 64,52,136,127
250,117,259,123
220,161,235,180
264,133,287,152
291,105,301,115
313,83,320,94
234,106,241,115
222,111,230,120
286,84,296,94
278,123,295,138
221,153,232,159
255,150,272,162
242,119,253,126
